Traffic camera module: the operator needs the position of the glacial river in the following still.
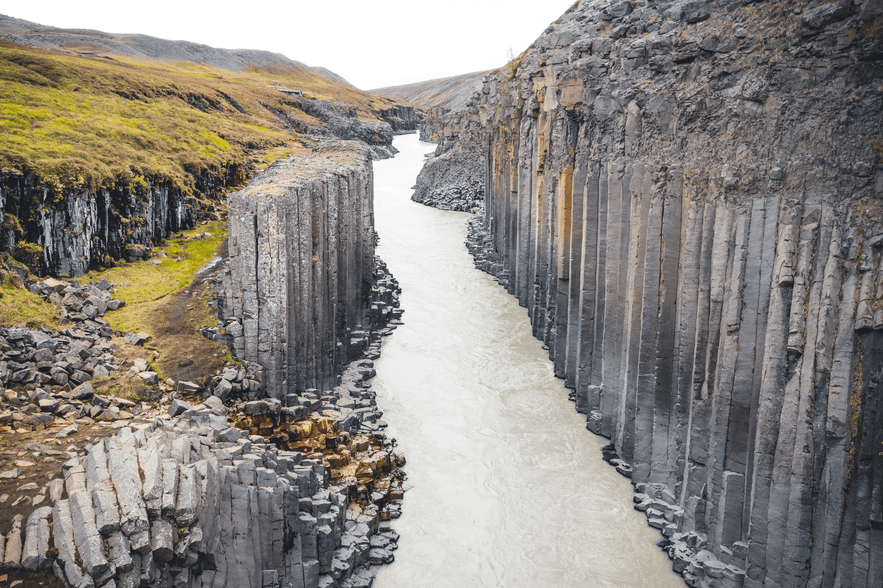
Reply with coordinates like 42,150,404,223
371,134,684,588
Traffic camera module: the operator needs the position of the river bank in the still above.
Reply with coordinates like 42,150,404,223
0,141,407,588
371,133,684,588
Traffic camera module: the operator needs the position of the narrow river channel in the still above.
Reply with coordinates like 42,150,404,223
371,134,684,588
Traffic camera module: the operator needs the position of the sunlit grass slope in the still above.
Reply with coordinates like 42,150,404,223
0,40,401,194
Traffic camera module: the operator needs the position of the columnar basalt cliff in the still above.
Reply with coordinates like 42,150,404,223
420,0,883,586
0,139,405,588
226,142,377,398
0,167,236,277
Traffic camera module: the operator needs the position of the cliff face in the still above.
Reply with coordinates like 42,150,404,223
422,1,883,586
0,167,237,277
226,142,377,398
375,105,421,134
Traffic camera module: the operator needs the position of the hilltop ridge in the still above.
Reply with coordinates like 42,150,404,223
371,70,493,112
0,14,314,74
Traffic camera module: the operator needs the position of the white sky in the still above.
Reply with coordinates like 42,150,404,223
2,0,577,90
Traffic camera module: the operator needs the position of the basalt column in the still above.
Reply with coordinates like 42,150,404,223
434,1,883,586
227,142,375,398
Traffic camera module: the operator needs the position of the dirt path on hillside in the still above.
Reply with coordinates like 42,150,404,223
150,240,230,387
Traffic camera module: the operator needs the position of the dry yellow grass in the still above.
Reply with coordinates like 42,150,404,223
0,40,404,194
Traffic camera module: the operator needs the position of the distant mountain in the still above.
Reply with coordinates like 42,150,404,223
0,14,318,74
372,70,494,112
311,66,357,89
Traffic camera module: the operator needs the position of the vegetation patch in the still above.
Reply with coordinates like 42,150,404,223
505,48,525,81
85,220,227,332
83,219,231,385
0,40,406,195
0,272,62,329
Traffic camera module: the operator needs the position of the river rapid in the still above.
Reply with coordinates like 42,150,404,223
371,133,684,588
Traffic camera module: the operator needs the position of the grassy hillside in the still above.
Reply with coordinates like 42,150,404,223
0,39,399,194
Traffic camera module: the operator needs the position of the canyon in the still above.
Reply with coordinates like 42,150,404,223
1,0,883,587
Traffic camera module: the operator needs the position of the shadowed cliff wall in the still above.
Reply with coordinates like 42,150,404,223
423,0,883,586
227,142,376,398
0,167,236,276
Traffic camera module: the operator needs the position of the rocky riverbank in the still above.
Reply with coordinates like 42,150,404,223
0,257,406,588
0,346,405,588
418,1,883,587
0,136,407,587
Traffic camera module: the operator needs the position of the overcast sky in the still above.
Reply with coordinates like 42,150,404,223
3,0,577,90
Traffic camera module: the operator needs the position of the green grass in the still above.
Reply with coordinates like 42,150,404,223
84,220,227,332
0,40,405,195
0,274,62,329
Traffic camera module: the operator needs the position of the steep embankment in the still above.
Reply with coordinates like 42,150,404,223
224,141,402,396
0,18,417,277
418,1,883,587
373,70,492,144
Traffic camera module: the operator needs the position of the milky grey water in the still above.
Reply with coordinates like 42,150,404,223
371,133,684,588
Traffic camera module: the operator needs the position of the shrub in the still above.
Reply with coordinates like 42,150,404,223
14,241,43,268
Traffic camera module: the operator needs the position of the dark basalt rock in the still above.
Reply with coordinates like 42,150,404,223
419,0,883,587
412,149,484,213
0,167,233,277
223,141,403,400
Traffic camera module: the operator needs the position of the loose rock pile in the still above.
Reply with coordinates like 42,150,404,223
0,353,402,588
231,351,406,525
367,258,403,335
0,278,164,431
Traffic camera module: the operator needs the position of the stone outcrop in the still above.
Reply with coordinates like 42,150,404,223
0,351,403,588
226,141,381,399
412,148,485,213
0,167,235,277
419,1,883,587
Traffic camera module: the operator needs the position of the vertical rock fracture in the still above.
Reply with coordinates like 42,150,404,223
227,142,377,397
418,1,883,587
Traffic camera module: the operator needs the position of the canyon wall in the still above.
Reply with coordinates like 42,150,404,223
226,141,377,398
422,1,883,586
1,139,403,588
0,167,237,277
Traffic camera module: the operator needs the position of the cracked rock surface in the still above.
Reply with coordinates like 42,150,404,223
418,0,883,587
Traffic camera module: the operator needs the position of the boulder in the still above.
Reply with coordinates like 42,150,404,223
168,398,193,417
